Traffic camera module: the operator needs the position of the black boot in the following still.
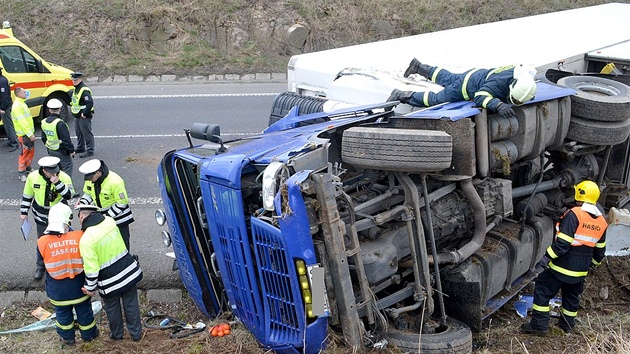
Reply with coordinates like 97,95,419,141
386,89,414,104
417,63,432,79
33,268,44,280
403,58,421,78
520,322,548,336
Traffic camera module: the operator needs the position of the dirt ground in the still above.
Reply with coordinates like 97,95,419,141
1,256,629,354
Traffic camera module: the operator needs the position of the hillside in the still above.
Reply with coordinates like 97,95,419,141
4,0,627,78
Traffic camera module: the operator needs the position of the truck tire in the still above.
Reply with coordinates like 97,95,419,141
341,127,452,172
566,116,630,145
385,318,473,354
557,76,630,122
268,92,327,127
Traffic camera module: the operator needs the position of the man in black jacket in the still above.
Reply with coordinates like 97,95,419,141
0,67,18,151
70,72,95,158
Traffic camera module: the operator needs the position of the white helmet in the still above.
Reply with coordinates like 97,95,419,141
47,98,63,109
509,74,537,106
45,203,72,234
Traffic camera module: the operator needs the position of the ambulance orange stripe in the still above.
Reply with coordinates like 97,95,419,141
9,80,74,90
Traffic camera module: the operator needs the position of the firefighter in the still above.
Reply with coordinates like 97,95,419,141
521,180,607,335
387,59,537,118
78,159,134,250
21,156,75,280
37,203,98,346
41,98,76,176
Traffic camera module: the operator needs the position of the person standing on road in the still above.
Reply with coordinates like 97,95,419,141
521,180,607,335
21,156,75,280
41,98,76,176
37,203,99,346
11,87,35,182
78,159,134,251
0,67,18,151
387,60,537,118
77,203,143,342
70,72,95,158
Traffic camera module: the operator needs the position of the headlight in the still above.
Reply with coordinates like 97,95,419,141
262,161,284,211
161,230,171,247
155,209,166,226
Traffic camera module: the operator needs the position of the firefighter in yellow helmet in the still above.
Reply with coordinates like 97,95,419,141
521,180,607,335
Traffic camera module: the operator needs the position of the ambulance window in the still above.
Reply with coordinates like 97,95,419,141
0,46,32,73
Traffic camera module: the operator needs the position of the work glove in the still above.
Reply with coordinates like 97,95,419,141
496,103,515,118
589,264,598,273
534,255,550,274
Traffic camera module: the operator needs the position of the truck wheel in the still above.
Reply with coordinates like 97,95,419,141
341,127,452,173
557,76,630,122
268,92,327,127
385,317,472,353
566,116,630,145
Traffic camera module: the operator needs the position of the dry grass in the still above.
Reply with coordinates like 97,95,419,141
3,0,628,77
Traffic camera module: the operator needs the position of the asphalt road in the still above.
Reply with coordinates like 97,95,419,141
0,81,286,290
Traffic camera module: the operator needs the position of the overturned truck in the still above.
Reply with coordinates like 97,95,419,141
157,67,630,352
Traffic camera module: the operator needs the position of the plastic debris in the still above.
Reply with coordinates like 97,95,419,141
0,301,102,335
373,339,388,349
513,295,562,318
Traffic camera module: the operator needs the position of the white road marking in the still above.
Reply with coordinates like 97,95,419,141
0,197,163,207
95,93,279,99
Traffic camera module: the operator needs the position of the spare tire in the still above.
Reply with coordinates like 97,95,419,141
385,317,472,354
341,127,452,173
566,116,630,146
557,76,630,122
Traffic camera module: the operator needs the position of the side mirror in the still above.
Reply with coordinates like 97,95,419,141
187,123,226,153
190,123,220,142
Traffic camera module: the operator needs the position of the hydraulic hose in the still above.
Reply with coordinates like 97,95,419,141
432,178,486,265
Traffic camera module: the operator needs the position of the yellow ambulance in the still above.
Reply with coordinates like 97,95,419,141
0,21,74,124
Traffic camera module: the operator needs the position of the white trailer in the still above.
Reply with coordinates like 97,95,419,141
287,3,630,98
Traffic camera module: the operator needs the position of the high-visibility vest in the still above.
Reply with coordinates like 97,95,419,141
11,98,34,137
70,86,93,115
23,171,74,207
37,230,84,280
555,207,607,247
41,117,63,150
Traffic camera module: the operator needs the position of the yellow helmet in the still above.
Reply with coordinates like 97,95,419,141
509,74,537,105
574,180,600,204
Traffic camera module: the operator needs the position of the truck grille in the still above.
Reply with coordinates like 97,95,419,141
207,184,264,336
206,183,304,347
251,218,303,344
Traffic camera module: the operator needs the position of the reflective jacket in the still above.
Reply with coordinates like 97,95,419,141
471,66,515,112
79,213,142,297
37,230,89,305
21,169,74,225
70,82,94,117
11,97,34,137
80,161,134,226
546,205,608,283
41,114,74,154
